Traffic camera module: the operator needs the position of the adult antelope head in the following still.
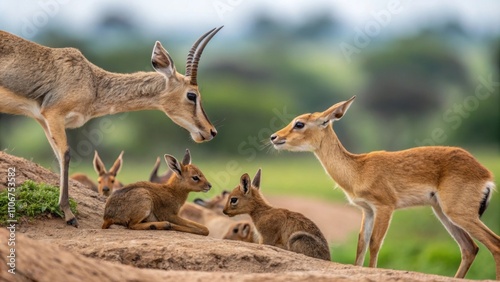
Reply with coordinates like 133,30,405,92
151,27,223,142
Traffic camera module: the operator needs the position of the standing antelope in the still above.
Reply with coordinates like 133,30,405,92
223,169,331,261
0,27,222,227
71,150,124,196
270,96,499,279
102,151,211,235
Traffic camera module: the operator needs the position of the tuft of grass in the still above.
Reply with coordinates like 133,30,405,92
0,180,77,225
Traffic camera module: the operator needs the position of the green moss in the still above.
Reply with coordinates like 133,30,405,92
0,180,77,225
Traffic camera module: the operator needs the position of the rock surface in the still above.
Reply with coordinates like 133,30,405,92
0,152,482,281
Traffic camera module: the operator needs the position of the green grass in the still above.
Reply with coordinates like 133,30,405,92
0,180,78,225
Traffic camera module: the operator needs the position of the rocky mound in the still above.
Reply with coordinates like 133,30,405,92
0,152,471,281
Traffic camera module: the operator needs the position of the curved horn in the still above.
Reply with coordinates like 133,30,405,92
185,27,216,77
188,26,223,86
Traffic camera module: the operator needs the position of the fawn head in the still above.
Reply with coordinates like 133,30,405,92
164,150,211,192
223,221,254,242
149,149,191,184
223,169,262,217
93,150,123,196
193,190,229,213
151,27,223,143
270,96,356,151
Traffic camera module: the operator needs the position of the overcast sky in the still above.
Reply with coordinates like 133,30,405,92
0,0,499,38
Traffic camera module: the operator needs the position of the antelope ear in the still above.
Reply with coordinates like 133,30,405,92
182,149,191,165
193,198,207,207
152,41,176,77
240,222,251,237
164,154,182,177
240,173,251,194
109,151,124,176
149,157,161,182
252,168,261,189
321,96,356,122
93,151,106,175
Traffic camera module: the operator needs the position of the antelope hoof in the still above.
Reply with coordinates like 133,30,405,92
66,217,79,228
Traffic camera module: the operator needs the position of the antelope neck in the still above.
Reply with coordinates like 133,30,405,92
93,71,166,117
313,126,360,194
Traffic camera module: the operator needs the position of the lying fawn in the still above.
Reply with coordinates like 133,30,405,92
71,151,124,196
0,27,221,227
271,96,499,279
223,221,260,243
193,190,230,216
223,169,331,261
102,152,211,235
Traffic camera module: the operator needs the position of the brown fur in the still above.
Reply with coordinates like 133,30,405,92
223,170,331,261
102,152,211,235
271,96,499,279
70,151,124,196
0,29,220,226
223,221,260,243
70,173,98,192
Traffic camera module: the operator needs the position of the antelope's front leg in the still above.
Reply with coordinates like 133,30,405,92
368,205,394,268
169,215,209,236
40,112,78,227
355,205,375,266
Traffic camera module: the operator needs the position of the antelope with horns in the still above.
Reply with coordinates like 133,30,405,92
71,150,124,196
270,96,499,279
0,27,222,227
102,151,211,235
223,169,331,261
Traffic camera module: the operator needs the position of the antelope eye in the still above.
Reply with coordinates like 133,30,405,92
192,176,200,181
293,121,305,129
230,197,238,205
111,179,115,183
187,92,197,102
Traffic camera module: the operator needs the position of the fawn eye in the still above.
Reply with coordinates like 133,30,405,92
187,92,197,103
111,179,115,183
230,197,238,205
233,228,238,233
192,176,200,181
293,121,305,129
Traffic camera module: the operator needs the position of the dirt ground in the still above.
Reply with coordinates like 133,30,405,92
0,152,486,282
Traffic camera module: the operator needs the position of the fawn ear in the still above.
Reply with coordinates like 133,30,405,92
193,198,207,207
164,154,182,177
109,151,124,176
152,41,176,78
252,168,262,189
93,151,106,175
149,157,161,182
240,223,251,238
240,173,251,194
321,96,356,122
182,149,191,165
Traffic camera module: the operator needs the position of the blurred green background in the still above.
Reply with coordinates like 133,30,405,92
0,0,499,279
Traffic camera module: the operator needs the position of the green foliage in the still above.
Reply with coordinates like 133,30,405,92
0,181,78,225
